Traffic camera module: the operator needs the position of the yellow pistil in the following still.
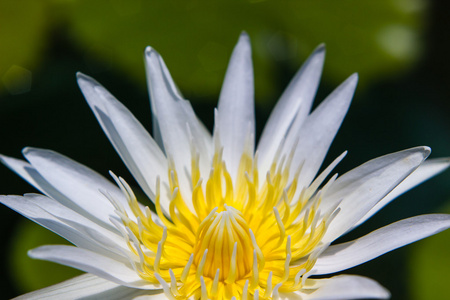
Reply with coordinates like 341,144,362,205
107,145,341,299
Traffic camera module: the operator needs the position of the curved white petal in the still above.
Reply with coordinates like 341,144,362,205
0,195,129,261
77,73,169,213
283,73,358,189
147,50,182,150
156,49,213,161
257,44,325,176
13,273,164,300
29,245,159,290
145,47,212,211
1,153,71,199
297,275,390,300
26,193,129,254
353,158,450,228
321,146,430,244
22,148,129,229
216,32,255,179
0,154,39,187
312,214,450,275
1,153,147,231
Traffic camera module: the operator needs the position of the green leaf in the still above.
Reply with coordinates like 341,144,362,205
0,0,49,95
65,0,426,100
9,219,82,293
409,203,450,300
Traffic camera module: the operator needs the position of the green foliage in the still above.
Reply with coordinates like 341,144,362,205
409,203,450,300
0,0,426,101
0,0,49,95
9,219,82,292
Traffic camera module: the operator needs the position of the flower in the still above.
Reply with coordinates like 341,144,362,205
2,33,450,300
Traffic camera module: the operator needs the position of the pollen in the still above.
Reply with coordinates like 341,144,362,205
106,144,343,299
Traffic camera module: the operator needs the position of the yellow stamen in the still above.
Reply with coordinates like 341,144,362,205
110,148,345,299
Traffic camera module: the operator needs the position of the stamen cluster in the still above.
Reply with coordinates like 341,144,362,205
108,145,343,299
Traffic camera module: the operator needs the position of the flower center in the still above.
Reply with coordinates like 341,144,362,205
107,147,344,299
193,205,254,282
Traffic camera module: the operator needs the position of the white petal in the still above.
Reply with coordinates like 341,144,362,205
1,153,142,231
353,158,450,228
13,273,163,300
321,146,430,244
0,154,39,187
298,275,390,300
22,148,125,229
29,245,159,290
27,193,129,255
133,295,168,300
1,153,70,201
156,49,213,161
311,214,450,275
257,45,325,176
77,73,169,213
0,194,129,261
1,195,100,250
284,73,358,189
216,32,255,179
148,50,182,150
0,154,79,207
145,47,212,211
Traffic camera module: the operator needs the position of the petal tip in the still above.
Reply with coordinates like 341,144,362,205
76,72,92,83
22,147,47,159
314,43,326,54
350,72,359,82
27,248,38,258
336,73,358,96
76,73,100,91
76,71,85,79
144,46,153,56
145,46,161,61
22,146,32,156
343,73,359,92
236,31,252,51
0,153,8,163
239,31,250,40
420,146,432,157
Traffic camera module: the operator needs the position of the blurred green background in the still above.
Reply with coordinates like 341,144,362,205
0,0,449,299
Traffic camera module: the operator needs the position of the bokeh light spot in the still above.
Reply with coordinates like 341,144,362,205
2,65,32,95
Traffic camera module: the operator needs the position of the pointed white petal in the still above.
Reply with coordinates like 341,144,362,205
321,146,430,244
216,32,255,179
0,195,129,261
353,158,450,228
312,214,450,275
0,154,39,187
1,154,91,218
26,193,129,254
77,73,169,213
2,152,161,226
298,275,390,299
13,273,163,300
1,153,144,231
156,49,213,159
257,45,325,175
145,47,212,210
1,195,101,251
1,154,73,203
29,245,159,290
284,74,358,189
22,148,128,228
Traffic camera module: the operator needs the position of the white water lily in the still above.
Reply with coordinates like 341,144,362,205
2,33,450,300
